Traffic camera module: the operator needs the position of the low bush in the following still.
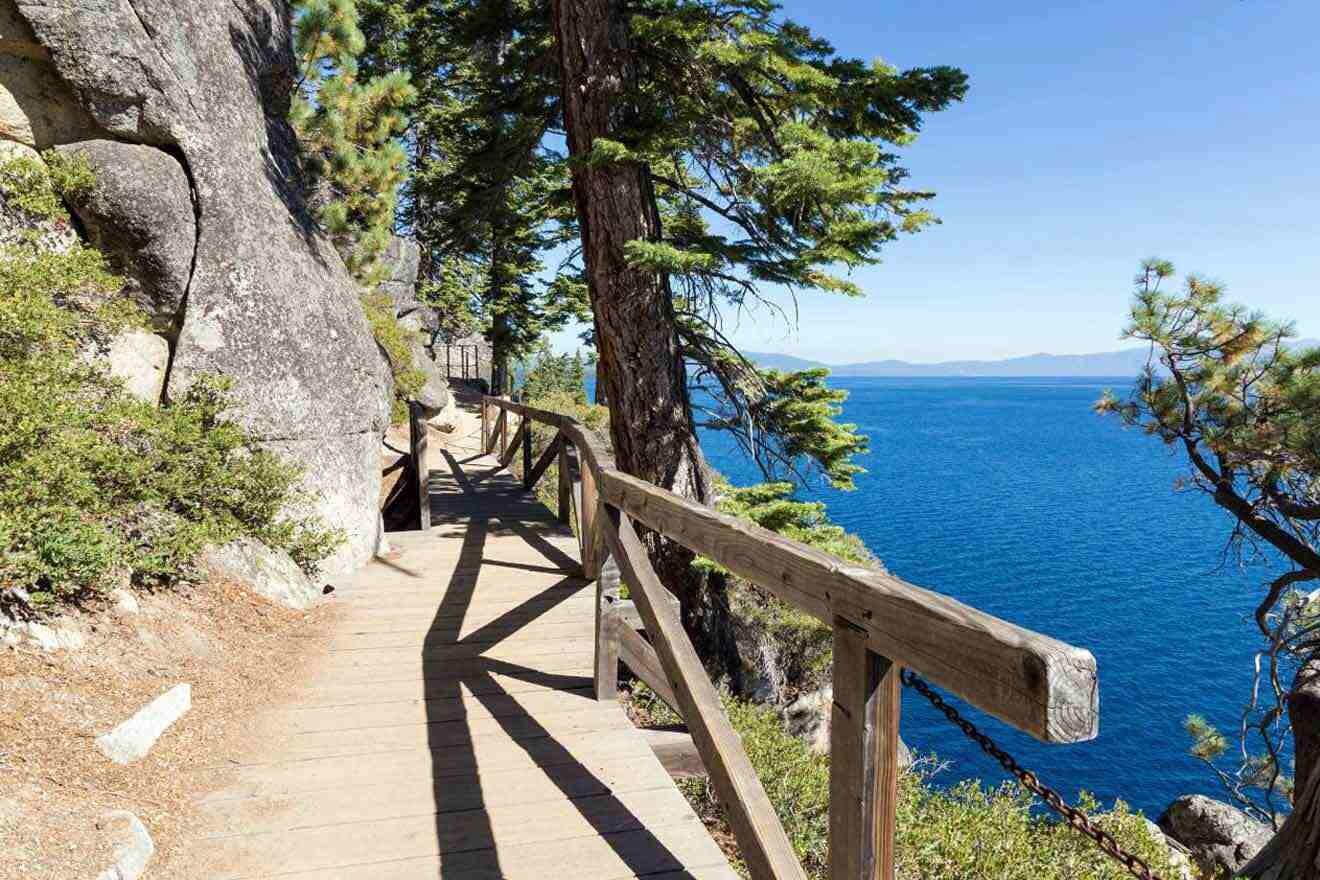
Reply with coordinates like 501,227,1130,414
0,155,341,611
629,685,1190,879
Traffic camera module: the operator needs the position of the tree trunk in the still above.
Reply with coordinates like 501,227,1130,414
1242,654,1320,879
551,0,720,629
488,234,511,396
594,357,607,405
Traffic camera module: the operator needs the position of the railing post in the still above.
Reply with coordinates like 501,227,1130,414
580,459,598,578
557,439,571,524
480,397,488,453
522,418,534,489
499,403,509,461
594,554,622,701
829,618,900,880
409,402,431,532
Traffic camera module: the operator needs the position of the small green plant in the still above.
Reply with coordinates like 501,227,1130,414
0,150,95,219
0,160,342,611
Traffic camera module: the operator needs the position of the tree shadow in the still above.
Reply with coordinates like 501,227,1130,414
420,450,697,876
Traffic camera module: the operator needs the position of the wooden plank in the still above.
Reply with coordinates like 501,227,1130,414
487,407,505,455
196,819,731,880
600,504,807,880
523,415,535,486
829,620,900,880
557,437,572,523
614,621,679,716
598,469,1098,744
607,597,645,631
499,405,509,459
203,760,685,836
580,455,599,577
500,416,527,469
527,431,562,491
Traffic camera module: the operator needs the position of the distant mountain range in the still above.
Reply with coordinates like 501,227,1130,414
743,339,1320,378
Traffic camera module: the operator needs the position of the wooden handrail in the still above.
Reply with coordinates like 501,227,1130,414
481,395,1102,880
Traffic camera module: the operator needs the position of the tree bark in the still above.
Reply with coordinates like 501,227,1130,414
551,0,715,618
488,235,511,396
1242,654,1320,879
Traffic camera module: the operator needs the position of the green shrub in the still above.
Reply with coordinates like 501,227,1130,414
0,150,95,219
514,387,610,514
0,160,342,611
360,290,426,425
660,688,1191,880
705,480,881,691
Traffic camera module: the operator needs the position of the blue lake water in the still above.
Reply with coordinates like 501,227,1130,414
588,375,1279,816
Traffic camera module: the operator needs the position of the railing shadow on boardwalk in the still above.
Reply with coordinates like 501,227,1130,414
420,447,696,878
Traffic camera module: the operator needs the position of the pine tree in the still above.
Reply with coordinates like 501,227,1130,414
290,0,415,284
1098,260,1320,878
551,0,965,613
357,0,587,394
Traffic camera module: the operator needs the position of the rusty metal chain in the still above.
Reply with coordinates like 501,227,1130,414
901,670,1163,880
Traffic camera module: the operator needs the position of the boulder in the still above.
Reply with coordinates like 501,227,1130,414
81,328,169,403
12,0,393,574
201,537,321,610
0,1,99,148
55,140,194,333
110,587,140,615
427,390,460,432
94,683,191,764
1158,794,1274,877
94,810,154,880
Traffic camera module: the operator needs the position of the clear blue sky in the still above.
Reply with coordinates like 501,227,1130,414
552,0,1320,363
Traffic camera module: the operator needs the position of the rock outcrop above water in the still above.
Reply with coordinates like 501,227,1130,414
7,0,392,572
1158,794,1273,877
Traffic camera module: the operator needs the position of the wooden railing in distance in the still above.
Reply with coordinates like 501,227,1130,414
481,396,1100,880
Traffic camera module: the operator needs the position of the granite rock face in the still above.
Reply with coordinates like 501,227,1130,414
10,0,392,572
378,234,450,418
377,235,431,328
55,139,195,334
0,1,99,148
1158,794,1273,877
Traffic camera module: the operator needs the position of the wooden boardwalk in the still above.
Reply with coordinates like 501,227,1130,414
193,423,735,879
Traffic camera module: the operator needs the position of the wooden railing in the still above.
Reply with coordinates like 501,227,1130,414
481,395,1100,880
